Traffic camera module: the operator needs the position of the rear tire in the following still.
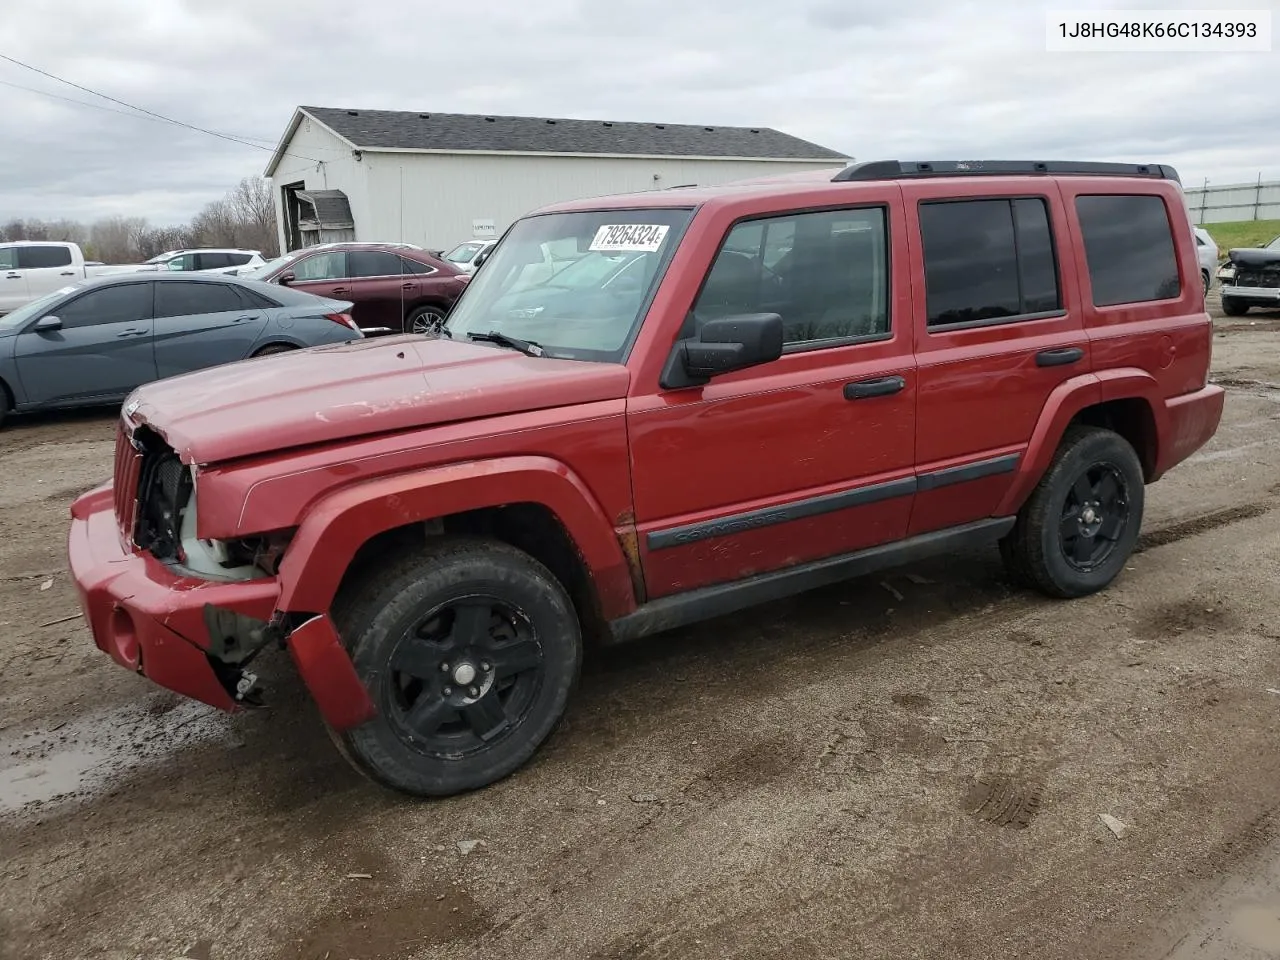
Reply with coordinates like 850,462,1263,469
999,426,1144,599
1202,269,1211,296
331,537,582,797
1222,298,1249,317
253,343,297,357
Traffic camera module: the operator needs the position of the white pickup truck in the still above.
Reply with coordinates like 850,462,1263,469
0,241,142,315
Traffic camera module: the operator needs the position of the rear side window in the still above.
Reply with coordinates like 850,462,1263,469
18,245,73,269
919,197,1061,328
1075,195,1181,305
154,281,246,318
399,256,436,275
234,285,278,309
348,250,406,277
195,253,233,270
225,253,253,266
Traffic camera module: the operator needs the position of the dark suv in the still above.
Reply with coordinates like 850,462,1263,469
242,242,468,334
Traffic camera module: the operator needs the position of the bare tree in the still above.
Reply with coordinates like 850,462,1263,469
227,177,278,256
7,175,278,259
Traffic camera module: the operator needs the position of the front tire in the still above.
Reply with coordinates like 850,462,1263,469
1222,297,1249,317
332,537,582,797
1202,269,1212,296
1000,426,1144,599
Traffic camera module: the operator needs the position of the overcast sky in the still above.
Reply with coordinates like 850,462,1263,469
1,0,1276,225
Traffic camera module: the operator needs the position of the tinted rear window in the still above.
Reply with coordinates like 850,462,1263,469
1075,195,1181,306
154,281,246,318
18,246,73,269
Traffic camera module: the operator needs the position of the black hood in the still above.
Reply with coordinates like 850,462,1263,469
1227,247,1280,267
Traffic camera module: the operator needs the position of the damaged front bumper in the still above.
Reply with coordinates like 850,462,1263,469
68,483,375,729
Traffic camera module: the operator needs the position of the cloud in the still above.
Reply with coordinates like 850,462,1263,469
0,0,1276,224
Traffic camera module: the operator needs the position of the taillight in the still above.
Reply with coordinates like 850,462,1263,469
325,312,359,332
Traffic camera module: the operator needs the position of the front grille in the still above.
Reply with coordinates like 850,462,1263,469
132,432,192,561
112,422,142,544
1234,264,1280,288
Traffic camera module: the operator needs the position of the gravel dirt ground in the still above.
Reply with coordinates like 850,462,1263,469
2,296,1280,960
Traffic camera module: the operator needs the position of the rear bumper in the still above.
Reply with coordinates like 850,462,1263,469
1156,384,1226,478
68,484,279,712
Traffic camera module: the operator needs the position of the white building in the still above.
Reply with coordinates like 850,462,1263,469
263,106,850,254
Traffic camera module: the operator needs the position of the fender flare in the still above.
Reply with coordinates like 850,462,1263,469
995,369,1166,516
274,455,637,619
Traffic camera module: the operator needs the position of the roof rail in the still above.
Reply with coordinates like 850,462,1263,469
832,160,1181,184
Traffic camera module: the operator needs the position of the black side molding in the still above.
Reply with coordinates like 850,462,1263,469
646,475,916,551
917,453,1020,492
608,517,1016,645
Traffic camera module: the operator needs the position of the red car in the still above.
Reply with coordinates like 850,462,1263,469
240,242,468,335
70,159,1223,799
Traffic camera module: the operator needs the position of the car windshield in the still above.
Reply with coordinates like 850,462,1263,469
443,209,692,361
445,242,486,264
1267,236,1280,251
239,254,296,280
0,285,78,329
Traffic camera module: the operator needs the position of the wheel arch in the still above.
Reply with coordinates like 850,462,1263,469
996,371,1166,516
274,456,640,630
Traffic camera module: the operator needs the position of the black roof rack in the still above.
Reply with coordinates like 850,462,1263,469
832,160,1181,184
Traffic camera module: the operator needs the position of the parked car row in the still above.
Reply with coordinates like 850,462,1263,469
0,241,269,316
0,272,361,427
236,241,471,334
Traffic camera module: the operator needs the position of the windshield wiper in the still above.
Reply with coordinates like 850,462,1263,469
467,330,545,357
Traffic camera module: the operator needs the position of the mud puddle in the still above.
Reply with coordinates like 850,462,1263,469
0,695,237,816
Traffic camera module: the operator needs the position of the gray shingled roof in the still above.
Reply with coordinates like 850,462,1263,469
300,106,847,161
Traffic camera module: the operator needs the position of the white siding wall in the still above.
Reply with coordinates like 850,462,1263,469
360,153,844,251
268,117,370,253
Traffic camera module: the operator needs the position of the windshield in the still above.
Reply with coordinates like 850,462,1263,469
443,209,692,361
0,285,78,329
445,242,486,264
239,254,296,280
1267,236,1280,251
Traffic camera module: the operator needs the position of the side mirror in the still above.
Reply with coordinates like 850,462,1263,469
278,271,296,285
661,313,783,389
34,316,62,332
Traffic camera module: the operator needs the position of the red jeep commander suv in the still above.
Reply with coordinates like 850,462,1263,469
69,160,1224,797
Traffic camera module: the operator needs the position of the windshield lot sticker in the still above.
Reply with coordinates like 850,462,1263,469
590,224,670,252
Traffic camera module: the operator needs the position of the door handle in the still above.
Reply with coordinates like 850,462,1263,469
60,271,75,276
844,375,906,400
1035,346,1084,368
116,328,148,338
5,273,20,279
401,282,415,290
332,287,351,295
